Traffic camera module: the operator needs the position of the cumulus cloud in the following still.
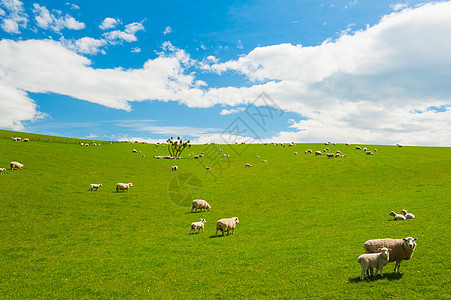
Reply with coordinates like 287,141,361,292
390,3,408,11
220,107,245,115
61,37,107,55
32,3,85,33
103,21,144,43
0,0,28,33
99,17,119,30
163,26,172,35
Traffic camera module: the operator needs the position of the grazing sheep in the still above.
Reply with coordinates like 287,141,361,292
206,167,211,170
133,149,137,153
305,150,308,154
364,237,418,273
315,151,322,156
357,247,391,280
90,184,102,191
85,143,89,146
10,161,24,170
389,211,406,221
335,153,341,157
363,147,367,151
400,210,415,219
336,150,341,154
345,143,350,146
0,168,6,175
366,151,374,155
342,154,347,157
246,163,252,167
325,142,330,145
191,199,211,212
256,155,260,158
308,149,312,153
356,146,361,150
80,143,84,146
216,217,239,236
326,148,330,151
326,153,334,158
293,152,298,155
22,138,29,142
323,149,327,152
190,219,206,234
262,160,267,163
172,165,178,171
374,149,378,152
194,155,199,159
116,183,133,192
396,144,403,147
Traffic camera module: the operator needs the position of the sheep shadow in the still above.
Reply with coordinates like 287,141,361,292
348,272,403,283
209,234,226,238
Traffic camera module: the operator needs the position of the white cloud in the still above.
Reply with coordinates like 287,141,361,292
103,21,144,43
32,3,85,33
61,37,107,55
131,47,141,53
0,0,28,33
99,17,119,30
390,3,408,11
236,40,244,49
163,26,172,35
220,107,245,115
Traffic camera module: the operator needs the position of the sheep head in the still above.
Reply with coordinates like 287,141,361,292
403,237,418,249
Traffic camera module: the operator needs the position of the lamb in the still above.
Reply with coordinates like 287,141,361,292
190,219,206,234
172,165,178,171
116,183,133,192
191,199,211,212
215,217,239,236
90,184,102,191
357,247,391,280
10,161,24,170
389,211,406,221
400,210,415,219
364,237,418,273
315,151,322,156
246,163,252,167
0,168,6,174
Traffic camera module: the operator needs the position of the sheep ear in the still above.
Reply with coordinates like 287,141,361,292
389,248,392,251
414,237,418,241
403,238,407,241
378,248,382,251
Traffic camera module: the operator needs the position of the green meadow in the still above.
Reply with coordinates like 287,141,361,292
0,129,450,299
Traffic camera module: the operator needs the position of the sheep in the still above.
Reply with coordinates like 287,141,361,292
194,155,199,159
363,147,367,151
366,151,374,155
215,217,239,236
345,143,350,146
400,210,415,219
246,163,252,167
190,219,206,234
116,183,133,192
262,160,267,163
219,149,223,152
389,211,406,221
323,149,327,152
336,150,341,154
342,154,347,157
0,168,6,175
172,165,178,171
90,184,102,191
191,199,211,212
364,237,418,273
133,149,137,153
326,153,334,158
357,247,391,280
396,144,403,147
326,148,330,151
315,151,322,156
335,153,341,157
10,161,24,170
256,155,260,158
80,143,84,146
206,167,211,170
305,150,308,154
374,149,378,152
85,143,89,146
307,149,312,153
22,138,29,142
293,152,298,155
356,146,361,150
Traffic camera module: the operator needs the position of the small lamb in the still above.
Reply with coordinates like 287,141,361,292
400,210,415,219
389,211,406,221
0,168,6,175
357,247,391,280
90,184,102,191
190,219,206,234
172,165,178,171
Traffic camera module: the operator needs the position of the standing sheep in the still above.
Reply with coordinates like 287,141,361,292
326,153,334,158
215,217,239,236
191,199,211,212
172,165,178,171
356,146,361,150
116,183,133,192
90,184,102,191
246,163,252,167
190,219,206,234
315,151,322,156
400,210,415,219
389,211,406,221
364,237,418,273
357,247,391,280
10,161,24,170
0,168,6,175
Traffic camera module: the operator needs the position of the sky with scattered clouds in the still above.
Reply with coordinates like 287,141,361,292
0,0,450,145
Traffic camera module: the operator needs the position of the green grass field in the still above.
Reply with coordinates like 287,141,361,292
0,129,450,299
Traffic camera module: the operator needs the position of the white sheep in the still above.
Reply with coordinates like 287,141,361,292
335,153,340,157
22,138,29,142
374,149,378,152
255,155,260,158
191,199,211,212
342,154,347,157
190,219,206,234
116,183,133,192
172,165,178,171
396,144,403,147
367,151,374,155
356,146,361,150
80,143,84,146
206,167,211,170
315,151,322,156
400,210,415,219
364,237,418,273
0,168,6,175
389,211,406,221
307,149,312,153
85,143,89,146
326,153,334,158
262,160,267,163
133,149,137,153
363,147,368,151
90,184,102,191
246,163,252,167
215,217,239,236
293,152,298,155
357,247,391,280
10,161,24,170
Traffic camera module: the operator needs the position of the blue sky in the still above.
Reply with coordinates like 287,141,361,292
0,0,450,145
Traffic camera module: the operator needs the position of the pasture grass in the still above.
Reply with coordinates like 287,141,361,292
0,129,450,299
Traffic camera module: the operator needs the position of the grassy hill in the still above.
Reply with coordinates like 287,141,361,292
0,129,450,298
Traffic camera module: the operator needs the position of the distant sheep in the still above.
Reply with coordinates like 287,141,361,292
191,199,211,212
22,138,29,142
364,237,418,273
116,182,133,192
342,154,347,157
133,149,137,153
85,143,89,147
400,210,415,219
293,152,298,155
335,153,340,157
256,155,260,158
357,247,391,280
345,143,350,146
363,147,367,151
246,163,252,167
262,160,267,163
326,153,334,158
374,149,378,152
90,184,102,191
190,219,206,234
80,143,84,146
307,149,312,153
10,161,24,170
0,168,6,174
206,167,211,170
216,217,239,236
396,144,403,147
389,211,406,221
366,151,374,155
172,165,178,171
315,151,322,156
356,146,361,150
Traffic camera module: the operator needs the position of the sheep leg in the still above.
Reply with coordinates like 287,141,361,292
394,261,401,273
360,267,366,281
379,267,384,277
